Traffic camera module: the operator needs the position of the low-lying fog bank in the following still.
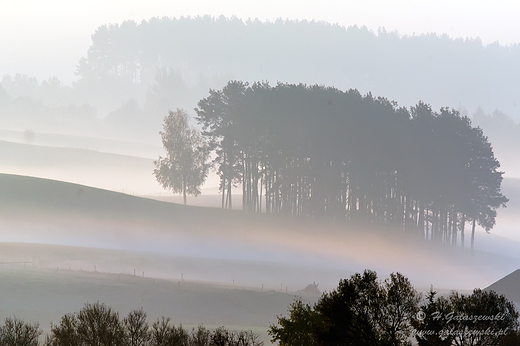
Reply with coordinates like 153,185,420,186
1,174,519,295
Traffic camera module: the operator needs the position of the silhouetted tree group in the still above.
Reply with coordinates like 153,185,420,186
415,288,520,346
269,270,520,346
195,82,507,247
0,302,262,346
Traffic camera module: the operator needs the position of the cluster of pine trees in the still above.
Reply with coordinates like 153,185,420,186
195,81,507,247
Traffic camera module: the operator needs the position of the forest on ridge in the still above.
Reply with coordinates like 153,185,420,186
2,16,520,141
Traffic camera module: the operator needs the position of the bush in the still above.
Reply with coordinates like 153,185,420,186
0,317,41,346
124,309,150,346
210,327,262,346
190,325,210,346
149,317,189,346
45,302,125,346
40,302,262,346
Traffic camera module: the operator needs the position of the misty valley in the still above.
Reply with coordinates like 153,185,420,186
2,15,520,346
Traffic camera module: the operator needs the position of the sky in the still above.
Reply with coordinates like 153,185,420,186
1,0,520,85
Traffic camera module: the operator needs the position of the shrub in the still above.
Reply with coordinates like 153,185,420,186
46,302,125,346
124,309,150,346
0,317,41,346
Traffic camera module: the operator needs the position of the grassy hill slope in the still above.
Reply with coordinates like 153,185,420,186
0,173,351,288
2,174,520,343
0,172,276,243
0,252,305,346
1,173,519,292
0,140,163,195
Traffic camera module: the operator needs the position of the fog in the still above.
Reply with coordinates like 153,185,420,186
1,172,519,293
1,2,520,343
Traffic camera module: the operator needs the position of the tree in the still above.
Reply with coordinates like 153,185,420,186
414,289,520,346
270,270,420,346
46,302,125,346
464,126,508,253
210,326,263,346
149,317,189,346
412,288,453,346
272,271,520,346
154,109,209,205
449,289,519,346
195,81,247,209
124,309,150,346
194,82,507,248
43,302,262,346
0,316,41,346
315,270,384,345
379,272,421,346
268,298,320,346
414,289,519,346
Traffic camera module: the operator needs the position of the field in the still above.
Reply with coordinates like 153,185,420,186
0,244,308,345
1,169,520,344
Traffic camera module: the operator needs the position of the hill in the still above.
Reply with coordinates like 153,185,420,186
2,173,520,343
1,173,519,292
485,269,520,303
0,128,162,158
0,139,164,195
0,245,308,346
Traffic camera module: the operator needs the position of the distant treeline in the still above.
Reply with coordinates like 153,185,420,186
0,303,262,346
2,16,520,140
76,16,520,119
195,82,507,248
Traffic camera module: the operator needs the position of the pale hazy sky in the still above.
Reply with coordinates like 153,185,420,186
1,0,519,85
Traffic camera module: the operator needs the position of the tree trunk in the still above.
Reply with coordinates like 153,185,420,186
418,201,425,238
450,208,457,246
471,219,476,255
227,174,232,209
221,152,227,208
221,176,226,208
461,215,465,249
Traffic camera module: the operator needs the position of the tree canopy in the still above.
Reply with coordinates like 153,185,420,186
195,81,507,248
269,270,520,346
154,109,209,204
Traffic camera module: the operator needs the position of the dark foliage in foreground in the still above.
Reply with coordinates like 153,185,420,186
269,270,520,346
0,317,41,346
413,288,520,346
0,303,262,346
